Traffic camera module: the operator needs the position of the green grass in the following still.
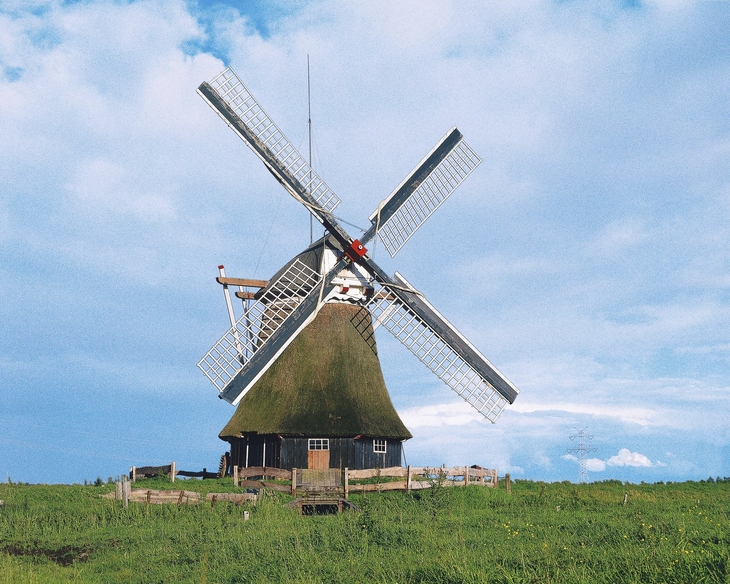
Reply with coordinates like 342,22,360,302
1,478,729,583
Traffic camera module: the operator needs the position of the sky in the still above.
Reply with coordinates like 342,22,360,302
1,0,729,485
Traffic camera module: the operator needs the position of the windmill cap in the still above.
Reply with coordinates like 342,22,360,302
218,265,225,270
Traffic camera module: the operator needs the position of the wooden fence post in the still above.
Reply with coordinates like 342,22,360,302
464,466,469,486
344,468,349,500
291,468,297,498
122,476,129,508
130,466,136,483
505,473,511,495
233,465,238,488
407,465,412,492
115,481,122,500
170,461,176,483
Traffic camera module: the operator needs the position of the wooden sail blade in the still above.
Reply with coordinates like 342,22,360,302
361,128,481,257
219,283,337,405
367,272,518,422
197,67,340,218
198,259,326,402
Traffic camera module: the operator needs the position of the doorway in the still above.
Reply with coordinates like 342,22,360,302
307,438,330,469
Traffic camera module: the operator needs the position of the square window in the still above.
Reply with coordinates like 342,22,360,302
308,438,329,451
373,439,387,454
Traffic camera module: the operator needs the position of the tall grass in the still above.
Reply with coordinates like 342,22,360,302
1,479,728,583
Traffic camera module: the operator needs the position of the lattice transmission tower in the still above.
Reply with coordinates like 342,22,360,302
567,428,596,483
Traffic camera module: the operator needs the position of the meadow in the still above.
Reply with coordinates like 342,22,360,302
0,476,728,583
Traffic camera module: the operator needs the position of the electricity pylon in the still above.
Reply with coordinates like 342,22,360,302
567,428,597,483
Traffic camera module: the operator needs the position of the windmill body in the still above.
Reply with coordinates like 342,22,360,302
197,67,520,472
219,238,411,471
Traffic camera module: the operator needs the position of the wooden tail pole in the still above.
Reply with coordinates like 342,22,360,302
219,265,237,329
219,265,245,358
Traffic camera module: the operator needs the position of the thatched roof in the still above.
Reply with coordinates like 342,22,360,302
220,302,412,440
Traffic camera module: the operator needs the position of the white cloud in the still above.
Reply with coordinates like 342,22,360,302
607,448,653,468
511,401,661,427
399,401,485,429
586,458,607,472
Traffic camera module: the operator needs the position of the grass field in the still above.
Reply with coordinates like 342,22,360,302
1,477,728,583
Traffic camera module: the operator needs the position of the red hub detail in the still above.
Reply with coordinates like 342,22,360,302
344,239,367,262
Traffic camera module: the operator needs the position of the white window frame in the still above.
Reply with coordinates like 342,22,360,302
308,438,329,451
373,439,387,454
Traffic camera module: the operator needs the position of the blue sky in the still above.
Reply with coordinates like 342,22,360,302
1,0,729,484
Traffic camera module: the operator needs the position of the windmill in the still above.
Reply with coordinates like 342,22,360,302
196,67,520,471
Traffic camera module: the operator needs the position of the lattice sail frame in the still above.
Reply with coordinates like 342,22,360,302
367,287,509,422
206,68,341,213
376,140,481,257
198,260,322,392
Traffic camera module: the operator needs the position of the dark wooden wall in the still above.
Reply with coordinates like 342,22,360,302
227,435,403,471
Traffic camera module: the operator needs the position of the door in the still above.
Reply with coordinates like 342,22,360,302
308,450,329,469
307,438,330,469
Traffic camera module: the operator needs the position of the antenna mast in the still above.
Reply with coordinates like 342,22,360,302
307,55,313,245
567,428,596,484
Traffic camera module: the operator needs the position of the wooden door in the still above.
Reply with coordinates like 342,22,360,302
308,450,329,469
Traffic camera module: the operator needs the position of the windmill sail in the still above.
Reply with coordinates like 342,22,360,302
198,259,331,403
362,128,481,257
197,67,520,422
367,272,518,422
198,68,341,216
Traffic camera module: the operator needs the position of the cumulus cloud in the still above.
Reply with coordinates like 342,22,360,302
607,448,653,468
586,458,606,472
562,450,655,472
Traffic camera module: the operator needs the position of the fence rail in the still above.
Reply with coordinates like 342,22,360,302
120,463,498,506
105,487,257,507
233,465,497,497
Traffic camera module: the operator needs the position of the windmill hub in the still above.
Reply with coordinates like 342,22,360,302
343,239,368,263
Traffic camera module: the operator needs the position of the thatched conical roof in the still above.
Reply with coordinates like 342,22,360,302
220,302,412,440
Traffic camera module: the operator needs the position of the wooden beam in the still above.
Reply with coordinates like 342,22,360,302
216,276,268,288
235,291,256,300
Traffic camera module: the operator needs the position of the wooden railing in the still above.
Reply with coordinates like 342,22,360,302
232,465,498,498
110,464,497,508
